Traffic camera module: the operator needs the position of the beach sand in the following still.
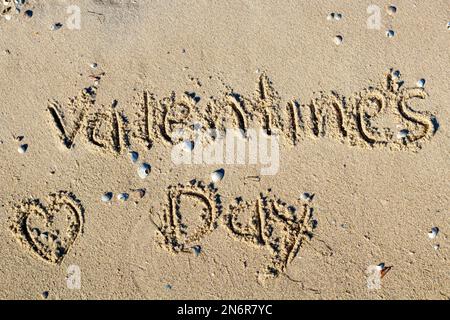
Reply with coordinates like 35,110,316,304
0,0,449,299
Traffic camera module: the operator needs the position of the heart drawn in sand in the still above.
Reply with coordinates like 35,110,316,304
10,191,84,264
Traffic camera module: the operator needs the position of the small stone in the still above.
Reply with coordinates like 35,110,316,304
101,192,113,202
164,284,172,290
18,144,28,154
428,227,439,239
447,22,450,30
118,193,129,202
90,63,98,69
42,291,49,299
24,10,32,18
433,244,440,250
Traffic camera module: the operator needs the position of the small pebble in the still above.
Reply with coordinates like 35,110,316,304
129,151,139,163
118,193,129,202
90,63,98,69
397,129,409,139
101,192,113,202
24,10,32,18
138,163,151,179
433,244,440,250
18,144,28,154
334,35,343,45
416,78,426,87
42,291,49,299
428,227,439,239
164,284,172,290
387,5,397,15
386,30,395,38
50,23,63,31
211,168,225,183
447,22,450,30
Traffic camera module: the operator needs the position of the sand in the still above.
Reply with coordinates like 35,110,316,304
0,0,449,299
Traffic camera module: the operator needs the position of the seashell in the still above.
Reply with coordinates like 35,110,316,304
183,141,194,152
40,232,48,241
387,5,397,15
334,35,343,45
192,245,202,257
134,188,146,198
31,228,40,237
397,129,409,139
417,79,426,87
138,163,151,179
129,151,139,163
300,192,313,202
386,30,395,38
90,63,98,69
50,23,63,31
101,192,113,202
211,168,225,183
117,193,129,202
18,144,28,154
428,227,439,239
